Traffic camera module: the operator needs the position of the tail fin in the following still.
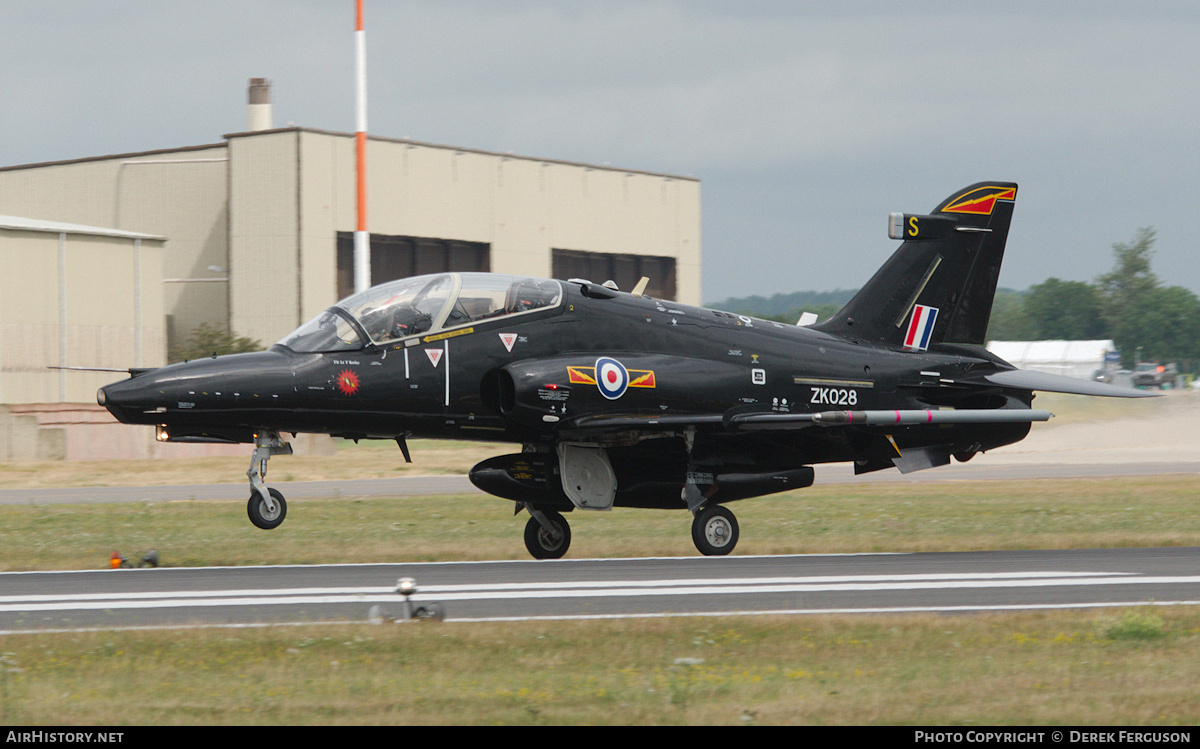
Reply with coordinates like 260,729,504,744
812,182,1017,349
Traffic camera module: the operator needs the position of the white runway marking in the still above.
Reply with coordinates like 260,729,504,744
5,570,1198,615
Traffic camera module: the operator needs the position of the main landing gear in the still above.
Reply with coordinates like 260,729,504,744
516,502,740,559
691,504,739,556
246,431,293,530
521,506,572,560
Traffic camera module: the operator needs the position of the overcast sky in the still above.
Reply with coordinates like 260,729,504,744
3,1,1198,304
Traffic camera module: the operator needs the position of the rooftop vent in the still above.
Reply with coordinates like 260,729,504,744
247,78,272,131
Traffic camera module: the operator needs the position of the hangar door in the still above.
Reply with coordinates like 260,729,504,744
552,249,676,301
336,233,490,301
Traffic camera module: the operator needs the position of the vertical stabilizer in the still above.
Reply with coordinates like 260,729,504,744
812,182,1017,348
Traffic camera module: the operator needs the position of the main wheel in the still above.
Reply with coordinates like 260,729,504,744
523,510,571,560
247,487,287,530
691,504,739,556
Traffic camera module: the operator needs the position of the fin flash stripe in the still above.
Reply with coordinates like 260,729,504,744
942,186,1017,215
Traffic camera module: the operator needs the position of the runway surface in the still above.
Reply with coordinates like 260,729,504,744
3,547,1198,632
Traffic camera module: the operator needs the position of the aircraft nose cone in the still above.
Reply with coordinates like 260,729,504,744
98,371,162,424
98,350,295,426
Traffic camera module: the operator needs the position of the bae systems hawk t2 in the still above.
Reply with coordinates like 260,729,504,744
99,182,1153,558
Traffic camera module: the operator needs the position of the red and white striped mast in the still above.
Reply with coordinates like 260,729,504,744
353,0,370,293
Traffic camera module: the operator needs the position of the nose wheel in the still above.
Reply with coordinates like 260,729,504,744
248,487,288,529
691,504,739,556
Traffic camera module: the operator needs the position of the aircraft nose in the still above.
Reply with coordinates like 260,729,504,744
98,366,180,424
98,350,295,425
96,375,143,409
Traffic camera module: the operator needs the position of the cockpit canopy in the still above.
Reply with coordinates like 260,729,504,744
278,273,563,353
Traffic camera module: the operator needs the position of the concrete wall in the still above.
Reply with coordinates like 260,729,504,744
0,404,336,462
227,131,301,345
0,227,164,404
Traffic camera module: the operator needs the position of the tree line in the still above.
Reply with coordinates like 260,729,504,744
986,228,1200,371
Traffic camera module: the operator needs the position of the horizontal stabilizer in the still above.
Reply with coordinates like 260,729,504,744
983,369,1160,398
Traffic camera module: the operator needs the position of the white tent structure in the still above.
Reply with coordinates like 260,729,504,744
986,340,1117,380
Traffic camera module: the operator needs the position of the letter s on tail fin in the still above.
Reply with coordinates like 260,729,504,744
812,182,1017,349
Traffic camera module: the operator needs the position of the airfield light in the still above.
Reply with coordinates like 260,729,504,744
395,577,417,621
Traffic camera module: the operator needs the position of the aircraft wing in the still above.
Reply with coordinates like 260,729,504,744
565,414,726,431
562,368,1149,436
723,408,1052,432
979,369,1160,398
566,408,1052,434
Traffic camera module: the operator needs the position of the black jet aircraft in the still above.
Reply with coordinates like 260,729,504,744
98,181,1154,559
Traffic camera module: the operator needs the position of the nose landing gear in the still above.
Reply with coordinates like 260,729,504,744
246,431,293,530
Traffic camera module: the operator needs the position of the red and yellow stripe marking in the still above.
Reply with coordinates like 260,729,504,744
942,186,1017,215
567,366,656,388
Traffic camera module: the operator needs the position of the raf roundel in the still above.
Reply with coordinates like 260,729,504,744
594,357,629,400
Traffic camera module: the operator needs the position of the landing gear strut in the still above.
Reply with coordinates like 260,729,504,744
246,431,292,530
680,427,739,556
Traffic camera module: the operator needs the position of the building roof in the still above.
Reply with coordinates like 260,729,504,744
987,340,1116,364
0,127,698,184
0,215,166,241
225,127,701,183
987,340,1117,380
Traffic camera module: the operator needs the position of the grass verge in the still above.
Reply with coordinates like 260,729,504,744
3,609,1200,725
1,476,1197,570
0,439,509,490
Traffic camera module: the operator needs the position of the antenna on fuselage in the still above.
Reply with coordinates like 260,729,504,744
631,277,650,297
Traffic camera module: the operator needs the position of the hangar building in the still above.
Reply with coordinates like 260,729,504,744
0,81,701,457
0,104,701,358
